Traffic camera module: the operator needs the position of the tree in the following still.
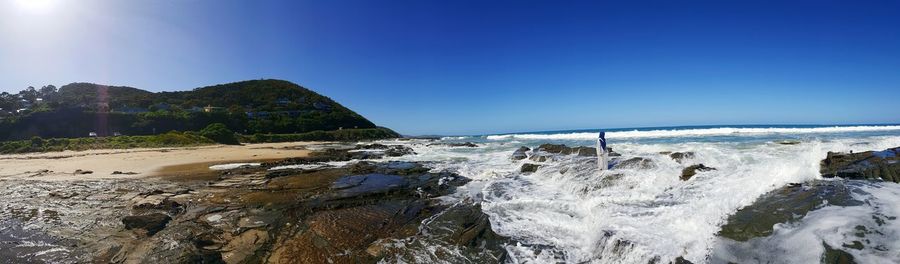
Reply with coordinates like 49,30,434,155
39,85,57,97
20,86,38,102
0,92,16,110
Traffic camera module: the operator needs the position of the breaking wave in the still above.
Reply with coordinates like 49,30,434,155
485,125,900,140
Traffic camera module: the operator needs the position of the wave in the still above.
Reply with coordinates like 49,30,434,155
485,125,900,140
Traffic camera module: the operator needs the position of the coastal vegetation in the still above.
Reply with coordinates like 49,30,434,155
0,127,400,154
0,131,214,154
0,79,381,141
0,79,402,153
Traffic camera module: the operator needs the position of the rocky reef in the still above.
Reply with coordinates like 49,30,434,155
0,143,508,263
821,147,900,182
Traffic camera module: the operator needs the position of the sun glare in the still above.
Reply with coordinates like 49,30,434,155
14,0,58,13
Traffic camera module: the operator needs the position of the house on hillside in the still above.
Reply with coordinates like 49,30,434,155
20,99,32,109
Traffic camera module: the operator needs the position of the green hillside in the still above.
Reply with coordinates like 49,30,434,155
0,79,391,141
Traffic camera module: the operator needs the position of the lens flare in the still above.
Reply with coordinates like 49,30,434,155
14,0,57,13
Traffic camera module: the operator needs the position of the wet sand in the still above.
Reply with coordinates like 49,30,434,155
0,142,316,181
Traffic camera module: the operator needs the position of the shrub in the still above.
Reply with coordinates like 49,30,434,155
30,136,44,148
199,123,240,145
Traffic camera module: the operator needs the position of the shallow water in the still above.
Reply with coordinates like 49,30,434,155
383,125,900,263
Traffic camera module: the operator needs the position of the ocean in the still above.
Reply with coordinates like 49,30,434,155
380,124,900,263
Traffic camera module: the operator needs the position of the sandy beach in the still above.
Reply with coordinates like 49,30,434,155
0,142,315,181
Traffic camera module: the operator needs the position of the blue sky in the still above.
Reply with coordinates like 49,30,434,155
1,0,899,135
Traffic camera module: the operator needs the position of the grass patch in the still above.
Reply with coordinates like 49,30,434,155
0,131,214,154
0,127,401,154
239,127,400,143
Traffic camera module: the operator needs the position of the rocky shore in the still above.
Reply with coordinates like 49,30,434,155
714,146,900,264
0,143,508,263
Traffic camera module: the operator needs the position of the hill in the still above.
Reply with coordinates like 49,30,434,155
0,79,393,141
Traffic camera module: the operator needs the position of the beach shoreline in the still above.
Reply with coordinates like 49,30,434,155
0,142,317,181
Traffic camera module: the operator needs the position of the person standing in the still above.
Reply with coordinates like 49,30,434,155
597,131,609,171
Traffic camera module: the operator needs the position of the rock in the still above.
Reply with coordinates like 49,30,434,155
449,142,479,148
530,144,599,158
410,204,509,262
111,171,139,175
220,229,268,264
122,213,171,236
822,241,857,264
49,191,78,199
613,157,654,169
608,148,621,157
73,169,93,175
668,152,695,163
776,140,802,145
572,146,597,157
384,145,416,157
718,181,862,241
330,174,407,198
357,143,416,157
674,256,694,264
511,146,530,160
520,163,541,173
132,195,183,212
529,154,551,162
537,144,571,154
428,142,479,148
348,161,378,174
365,241,387,257
820,147,900,182
681,164,715,181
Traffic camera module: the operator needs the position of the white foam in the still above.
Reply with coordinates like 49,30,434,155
268,160,355,171
268,164,329,171
486,125,900,140
208,163,260,170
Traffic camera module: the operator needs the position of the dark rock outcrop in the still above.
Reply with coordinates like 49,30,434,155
428,142,479,148
529,154,551,162
520,163,541,173
572,146,597,157
776,140,802,145
668,152,694,163
820,147,900,182
613,157,654,169
822,241,857,264
532,144,599,158
511,146,530,160
356,143,416,157
264,145,417,171
681,164,715,181
718,181,861,241
122,213,171,236
537,144,570,154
